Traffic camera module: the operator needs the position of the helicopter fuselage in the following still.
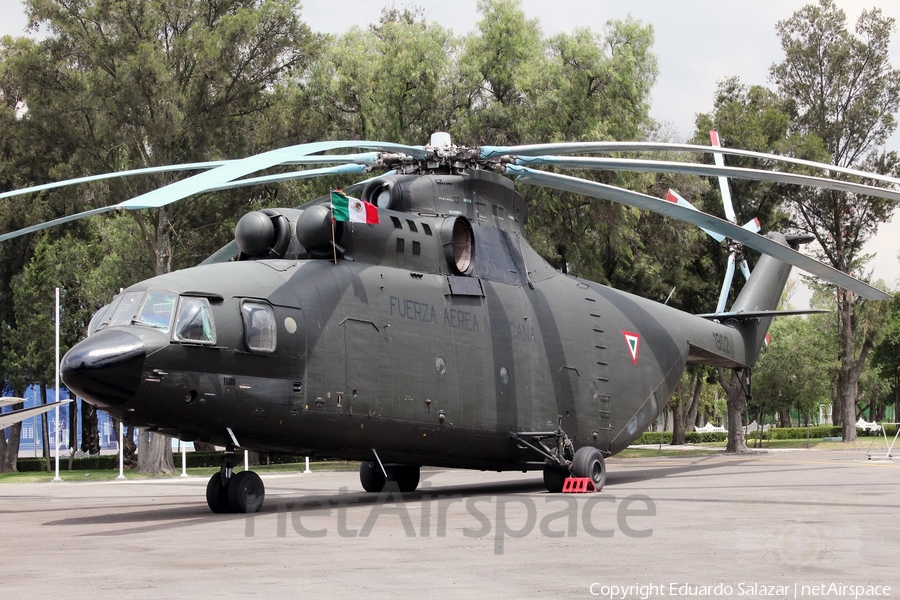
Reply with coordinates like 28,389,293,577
62,170,767,471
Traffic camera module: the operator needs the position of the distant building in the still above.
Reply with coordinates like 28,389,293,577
1,385,121,455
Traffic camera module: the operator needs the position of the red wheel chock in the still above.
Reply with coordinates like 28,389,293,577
562,477,597,493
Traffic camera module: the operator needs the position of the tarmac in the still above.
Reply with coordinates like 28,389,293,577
0,449,898,599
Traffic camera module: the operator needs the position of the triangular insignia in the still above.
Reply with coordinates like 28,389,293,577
622,331,640,366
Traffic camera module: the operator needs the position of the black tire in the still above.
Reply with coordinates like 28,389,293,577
227,470,265,513
543,464,568,493
572,446,606,491
360,461,386,493
206,472,232,514
387,465,420,492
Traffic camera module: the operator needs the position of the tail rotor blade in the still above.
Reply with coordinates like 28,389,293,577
742,217,761,234
709,130,737,224
716,254,737,313
665,189,725,243
739,259,753,282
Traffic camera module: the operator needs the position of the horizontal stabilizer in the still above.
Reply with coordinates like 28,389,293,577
696,309,831,320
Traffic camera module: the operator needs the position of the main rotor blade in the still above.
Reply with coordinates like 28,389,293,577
0,399,72,430
0,141,422,242
511,156,900,203
199,163,368,193
0,163,372,242
120,141,423,210
0,162,227,201
0,152,384,201
485,142,900,188
508,165,890,301
198,170,396,266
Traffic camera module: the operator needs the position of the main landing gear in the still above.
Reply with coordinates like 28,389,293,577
206,445,266,513
359,461,421,493
510,422,607,493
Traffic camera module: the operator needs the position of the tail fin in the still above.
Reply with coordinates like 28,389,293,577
729,232,794,366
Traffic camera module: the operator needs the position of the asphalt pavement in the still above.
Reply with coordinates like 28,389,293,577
0,449,897,599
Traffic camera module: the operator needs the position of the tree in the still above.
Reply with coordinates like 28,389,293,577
770,0,900,441
753,314,837,427
309,7,459,145
870,293,900,420
2,0,317,472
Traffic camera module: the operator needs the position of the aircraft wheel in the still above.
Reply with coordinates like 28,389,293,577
542,464,567,493
388,465,420,492
206,472,232,513
572,446,606,491
227,470,265,513
360,461,386,492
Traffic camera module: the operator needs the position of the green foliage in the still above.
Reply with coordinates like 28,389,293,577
753,314,837,420
872,294,900,382
304,7,457,144
747,425,894,440
2,0,317,277
633,431,728,445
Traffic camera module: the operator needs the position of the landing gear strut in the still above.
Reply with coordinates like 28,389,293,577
205,444,266,513
510,417,606,492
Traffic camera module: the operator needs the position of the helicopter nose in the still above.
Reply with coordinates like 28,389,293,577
61,329,146,408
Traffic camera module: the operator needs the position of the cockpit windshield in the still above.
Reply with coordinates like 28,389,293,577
133,292,177,332
88,290,215,344
105,291,145,328
93,290,177,334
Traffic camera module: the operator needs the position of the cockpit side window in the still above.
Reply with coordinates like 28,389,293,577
241,301,276,353
174,297,216,344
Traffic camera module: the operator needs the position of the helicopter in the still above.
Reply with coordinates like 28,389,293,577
0,132,894,513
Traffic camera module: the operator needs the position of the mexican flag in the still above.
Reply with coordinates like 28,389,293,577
331,189,380,224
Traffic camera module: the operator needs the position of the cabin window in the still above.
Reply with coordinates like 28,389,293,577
241,301,276,353
174,297,216,344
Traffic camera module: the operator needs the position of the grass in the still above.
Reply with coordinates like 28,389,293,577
2,438,891,482
619,437,891,456
614,447,724,458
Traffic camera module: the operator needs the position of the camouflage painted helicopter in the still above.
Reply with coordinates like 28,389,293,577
1,132,894,513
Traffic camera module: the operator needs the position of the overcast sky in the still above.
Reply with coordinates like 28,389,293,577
1,0,899,303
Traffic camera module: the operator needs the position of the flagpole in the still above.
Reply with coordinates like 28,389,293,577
331,216,337,265
331,190,338,265
53,287,61,482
